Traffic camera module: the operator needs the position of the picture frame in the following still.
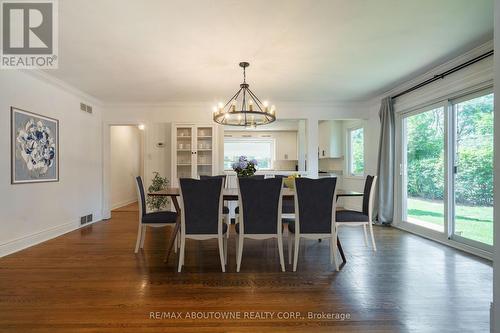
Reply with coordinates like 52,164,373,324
11,107,59,184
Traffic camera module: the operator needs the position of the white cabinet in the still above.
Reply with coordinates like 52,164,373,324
275,132,298,160
318,120,343,158
171,124,217,186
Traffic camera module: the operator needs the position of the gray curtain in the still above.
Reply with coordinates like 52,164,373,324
376,97,395,224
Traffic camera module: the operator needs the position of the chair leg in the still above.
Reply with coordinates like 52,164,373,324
236,235,244,272
218,237,226,272
363,224,368,247
369,223,377,251
277,234,285,272
140,226,147,249
332,228,339,271
174,232,178,253
288,231,293,265
224,215,230,239
329,237,333,264
134,224,142,253
177,234,185,272
223,235,228,265
293,236,300,272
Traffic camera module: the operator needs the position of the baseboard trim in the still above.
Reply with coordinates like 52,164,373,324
0,216,102,258
393,223,492,261
111,199,137,210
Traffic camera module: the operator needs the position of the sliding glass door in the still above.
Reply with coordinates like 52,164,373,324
451,93,494,247
400,89,493,251
402,106,445,232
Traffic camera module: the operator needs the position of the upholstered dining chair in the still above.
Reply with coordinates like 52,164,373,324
134,176,178,253
200,175,230,237
336,175,378,251
288,177,339,271
178,178,227,272
234,174,265,224
236,177,285,272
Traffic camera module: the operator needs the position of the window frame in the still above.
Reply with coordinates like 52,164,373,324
346,125,365,177
395,86,494,255
223,137,276,171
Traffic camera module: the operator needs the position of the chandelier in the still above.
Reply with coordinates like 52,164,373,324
213,62,276,127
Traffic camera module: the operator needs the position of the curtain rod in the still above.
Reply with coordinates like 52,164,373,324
391,50,494,100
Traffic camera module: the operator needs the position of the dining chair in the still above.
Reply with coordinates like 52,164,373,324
200,175,230,237
288,177,339,271
178,178,227,272
336,175,378,251
234,175,265,223
236,177,285,272
134,176,178,253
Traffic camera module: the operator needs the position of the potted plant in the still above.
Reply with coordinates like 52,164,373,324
146,172,169,211
231,156,258,177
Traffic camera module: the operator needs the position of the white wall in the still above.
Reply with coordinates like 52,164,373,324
110,126,141,209
492,0,499,331
0,70,103,257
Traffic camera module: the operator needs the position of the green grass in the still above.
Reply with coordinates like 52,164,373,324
407,198,493,245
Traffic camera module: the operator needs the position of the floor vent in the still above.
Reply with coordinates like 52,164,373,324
80,214,93,225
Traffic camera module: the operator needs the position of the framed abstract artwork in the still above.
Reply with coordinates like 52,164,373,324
11,107,59,184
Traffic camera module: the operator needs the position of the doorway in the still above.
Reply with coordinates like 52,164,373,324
110,125,144,210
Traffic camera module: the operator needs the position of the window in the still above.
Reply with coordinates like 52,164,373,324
402,106,445,232
399,90,494,250
348,127,364,176
224,138,274,170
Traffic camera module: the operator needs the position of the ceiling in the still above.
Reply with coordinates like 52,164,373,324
48,0,493,104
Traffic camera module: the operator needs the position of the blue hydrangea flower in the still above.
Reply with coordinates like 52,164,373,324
250,159,258,166
239,155,247,162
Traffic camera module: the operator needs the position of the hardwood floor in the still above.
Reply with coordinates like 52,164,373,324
0,203,492,332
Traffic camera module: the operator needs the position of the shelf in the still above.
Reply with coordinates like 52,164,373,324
177,149,192,152
177,136,191,139
197,136,212,139
197,164,213,166
197,149,212,151
177,164,192,166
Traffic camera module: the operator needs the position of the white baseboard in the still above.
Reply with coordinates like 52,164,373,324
394,223,492,260
111,198,137,210
0,216,102,258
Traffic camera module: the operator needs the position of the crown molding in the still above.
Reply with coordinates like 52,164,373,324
20,69,103,106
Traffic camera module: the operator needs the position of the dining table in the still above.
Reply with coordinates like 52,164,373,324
149,187,363,266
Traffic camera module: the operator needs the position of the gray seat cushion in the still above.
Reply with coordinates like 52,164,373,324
336,210,369,222
142,211,177,224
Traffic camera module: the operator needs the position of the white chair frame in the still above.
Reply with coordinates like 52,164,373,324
288,180,339,272
236,179,285,272
134,180,177,253
177,182,227,272
336,176,378,252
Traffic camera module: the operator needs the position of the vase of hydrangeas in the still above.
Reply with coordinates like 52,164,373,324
231,156,258,177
